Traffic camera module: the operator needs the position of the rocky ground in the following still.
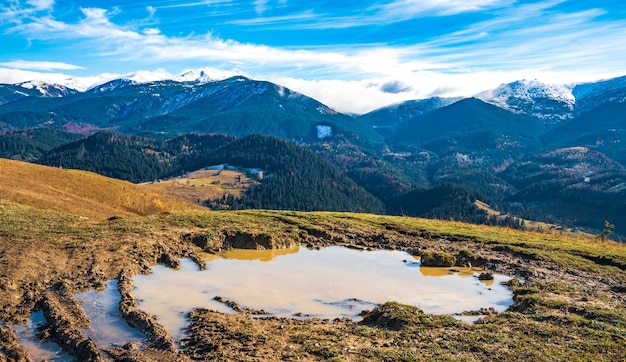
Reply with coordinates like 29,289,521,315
1,210,625,361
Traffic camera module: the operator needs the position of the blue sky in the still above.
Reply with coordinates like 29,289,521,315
1,0,625,113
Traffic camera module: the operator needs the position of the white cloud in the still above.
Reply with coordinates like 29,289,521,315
375,0,511,17
0,60,84,71
271,71,519,114
413,2,626,77
1,1,625,114
233,0,511,29
146,6,156,17
156,1,233,9
26,0,55,11
254,0,269,14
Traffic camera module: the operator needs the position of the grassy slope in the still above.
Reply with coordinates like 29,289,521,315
1,165,626,360
0,158,201,219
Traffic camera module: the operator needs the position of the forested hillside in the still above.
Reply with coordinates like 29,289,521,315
36,132,235,183
0,128,83,161
202,134,386,213
31,131,385,214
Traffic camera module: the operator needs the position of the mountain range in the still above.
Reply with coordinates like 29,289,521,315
1,73,625,237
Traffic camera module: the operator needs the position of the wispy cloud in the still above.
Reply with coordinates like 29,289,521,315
373,0,511,17
26,0,55,11
155,0,233,10
232,0,511,30
1,0,624,114
6,5,444,80
414,1,626,75
0,60,84,71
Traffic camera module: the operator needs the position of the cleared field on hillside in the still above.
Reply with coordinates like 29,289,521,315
140,169,260,205
475,199,593,237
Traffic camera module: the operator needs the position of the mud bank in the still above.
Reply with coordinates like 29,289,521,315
0,326,28,362
39,282,102,361
117,269,175,351
1,211,625,361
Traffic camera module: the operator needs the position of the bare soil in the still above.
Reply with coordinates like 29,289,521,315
1,212,625,361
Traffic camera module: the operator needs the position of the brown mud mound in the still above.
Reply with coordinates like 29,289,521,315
0,326,28,362
39,282,102,361
181,308,362,361
117,269,176,352
184,230,297,253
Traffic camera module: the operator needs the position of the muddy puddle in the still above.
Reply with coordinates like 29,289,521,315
134,246,513,337
11,311,73,362
75,280,146,348
13,280,146,360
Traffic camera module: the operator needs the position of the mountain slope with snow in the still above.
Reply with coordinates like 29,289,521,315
475,79,575,124
0,75,383,151
573,75,626,116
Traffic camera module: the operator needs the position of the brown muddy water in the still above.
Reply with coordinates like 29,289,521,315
75,280,146,347
11,310,73,362
134,246,513,338
13,246,513,356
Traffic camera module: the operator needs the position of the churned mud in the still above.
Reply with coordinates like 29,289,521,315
1,212,625,361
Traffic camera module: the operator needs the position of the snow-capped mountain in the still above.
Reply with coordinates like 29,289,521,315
476,79,575,124
18,80,78,98
573,75,626,116
360,75,625,128
0,75,382,151
2,72,626,130
88,78,137,93
174,69,215,84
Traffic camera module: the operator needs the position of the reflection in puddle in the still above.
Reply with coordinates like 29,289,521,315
11,310,73,362
223,246,300,261
199,246,300,262
75,280,145,348
134,246,513,338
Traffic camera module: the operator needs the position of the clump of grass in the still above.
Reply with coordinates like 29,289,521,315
420,250,456,267
459,248,474,258
360,302,424,330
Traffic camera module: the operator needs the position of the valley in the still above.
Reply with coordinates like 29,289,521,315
1,73,626,361
2,74,625,237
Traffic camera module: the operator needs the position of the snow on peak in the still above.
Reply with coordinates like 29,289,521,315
175,69,213,83
88,78,137,93
174,68,242,84
478,79,574,104
476,79,575,123
18,80,77,97
572,75,626,115
572,75,626,100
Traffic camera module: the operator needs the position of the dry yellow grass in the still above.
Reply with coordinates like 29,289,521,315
0,158,202,219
